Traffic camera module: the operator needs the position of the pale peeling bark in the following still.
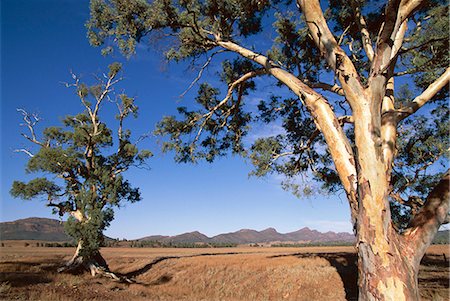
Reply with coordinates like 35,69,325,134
213,2,446,300
57,240,107,273
381,77,397,176
354,100,417,301
58,210,131,282
379,19,407,173
70,210,85,222
372,0,421,74
297,0,365,111
351,0,375,61
217,40,359,223
404,171,450,266
294,2,445,300
307,82,344,96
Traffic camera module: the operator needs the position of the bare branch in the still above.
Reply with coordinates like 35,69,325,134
179,50,227,98
337,25,351,46
13,148,34,157
272,151,294,162
205,68,267,120
376,20,408,76
136,131,152,145
380,76,397,179
222,69,267,106
371,0,423,78
191,68,267,144
17,108,45,147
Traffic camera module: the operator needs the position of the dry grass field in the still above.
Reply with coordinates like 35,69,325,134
0,243,448,301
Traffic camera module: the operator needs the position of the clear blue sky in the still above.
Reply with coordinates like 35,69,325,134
1,0,353,239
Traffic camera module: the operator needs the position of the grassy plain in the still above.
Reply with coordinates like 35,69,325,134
0,243,448,301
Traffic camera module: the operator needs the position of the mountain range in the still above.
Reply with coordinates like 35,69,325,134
0,217,355,244
139,227,355,244
3,217,447,245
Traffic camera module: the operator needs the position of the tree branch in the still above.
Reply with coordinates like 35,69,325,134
371,0,423,78
351,0,374,61
306,81,345,96
397,66,450,121
381,77,397,177
216,38,359,226
403,170,449,265
17,108,45,147
180,50,227,98
191,68,267,144
297,0,365,111
14,148,34,158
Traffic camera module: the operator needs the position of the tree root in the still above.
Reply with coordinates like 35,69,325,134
57,255,134,284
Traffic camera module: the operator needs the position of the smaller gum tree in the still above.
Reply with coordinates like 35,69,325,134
10,63,152,279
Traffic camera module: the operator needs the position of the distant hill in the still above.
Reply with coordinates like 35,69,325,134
0,217,71,241
141,227,356,245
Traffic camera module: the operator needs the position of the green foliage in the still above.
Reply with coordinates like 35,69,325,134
11,178,61,200
64,208,113,258
88,1,449,226
401,2,449,93
11,63,152,259
268,11,324,79
87,0,272,58
155,81,251,163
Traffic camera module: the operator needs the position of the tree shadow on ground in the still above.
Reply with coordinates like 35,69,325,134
268,251,449,301
318,253,358,301
123,256,179,279
268,252,358,301
0,260,61,287
419,254,450,291
122,252,239,280
0,272,53,287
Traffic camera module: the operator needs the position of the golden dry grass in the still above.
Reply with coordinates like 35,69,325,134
0,245,448,301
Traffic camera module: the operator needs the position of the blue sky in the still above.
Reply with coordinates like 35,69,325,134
0,0,354,239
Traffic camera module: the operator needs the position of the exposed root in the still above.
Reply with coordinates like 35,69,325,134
58,254,134,283
89,264,135,284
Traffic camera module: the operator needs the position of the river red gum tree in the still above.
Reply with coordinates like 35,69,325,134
87,0,449,299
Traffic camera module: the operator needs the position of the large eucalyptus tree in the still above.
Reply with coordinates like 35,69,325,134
86,1,449,299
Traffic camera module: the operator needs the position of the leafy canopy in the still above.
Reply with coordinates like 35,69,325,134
87,0,448,229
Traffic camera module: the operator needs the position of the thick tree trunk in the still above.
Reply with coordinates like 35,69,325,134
350,84,422,300
357,223,420,301
58,240,109,276
57,240,132,282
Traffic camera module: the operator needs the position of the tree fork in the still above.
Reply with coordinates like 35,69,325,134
217,39,359,223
